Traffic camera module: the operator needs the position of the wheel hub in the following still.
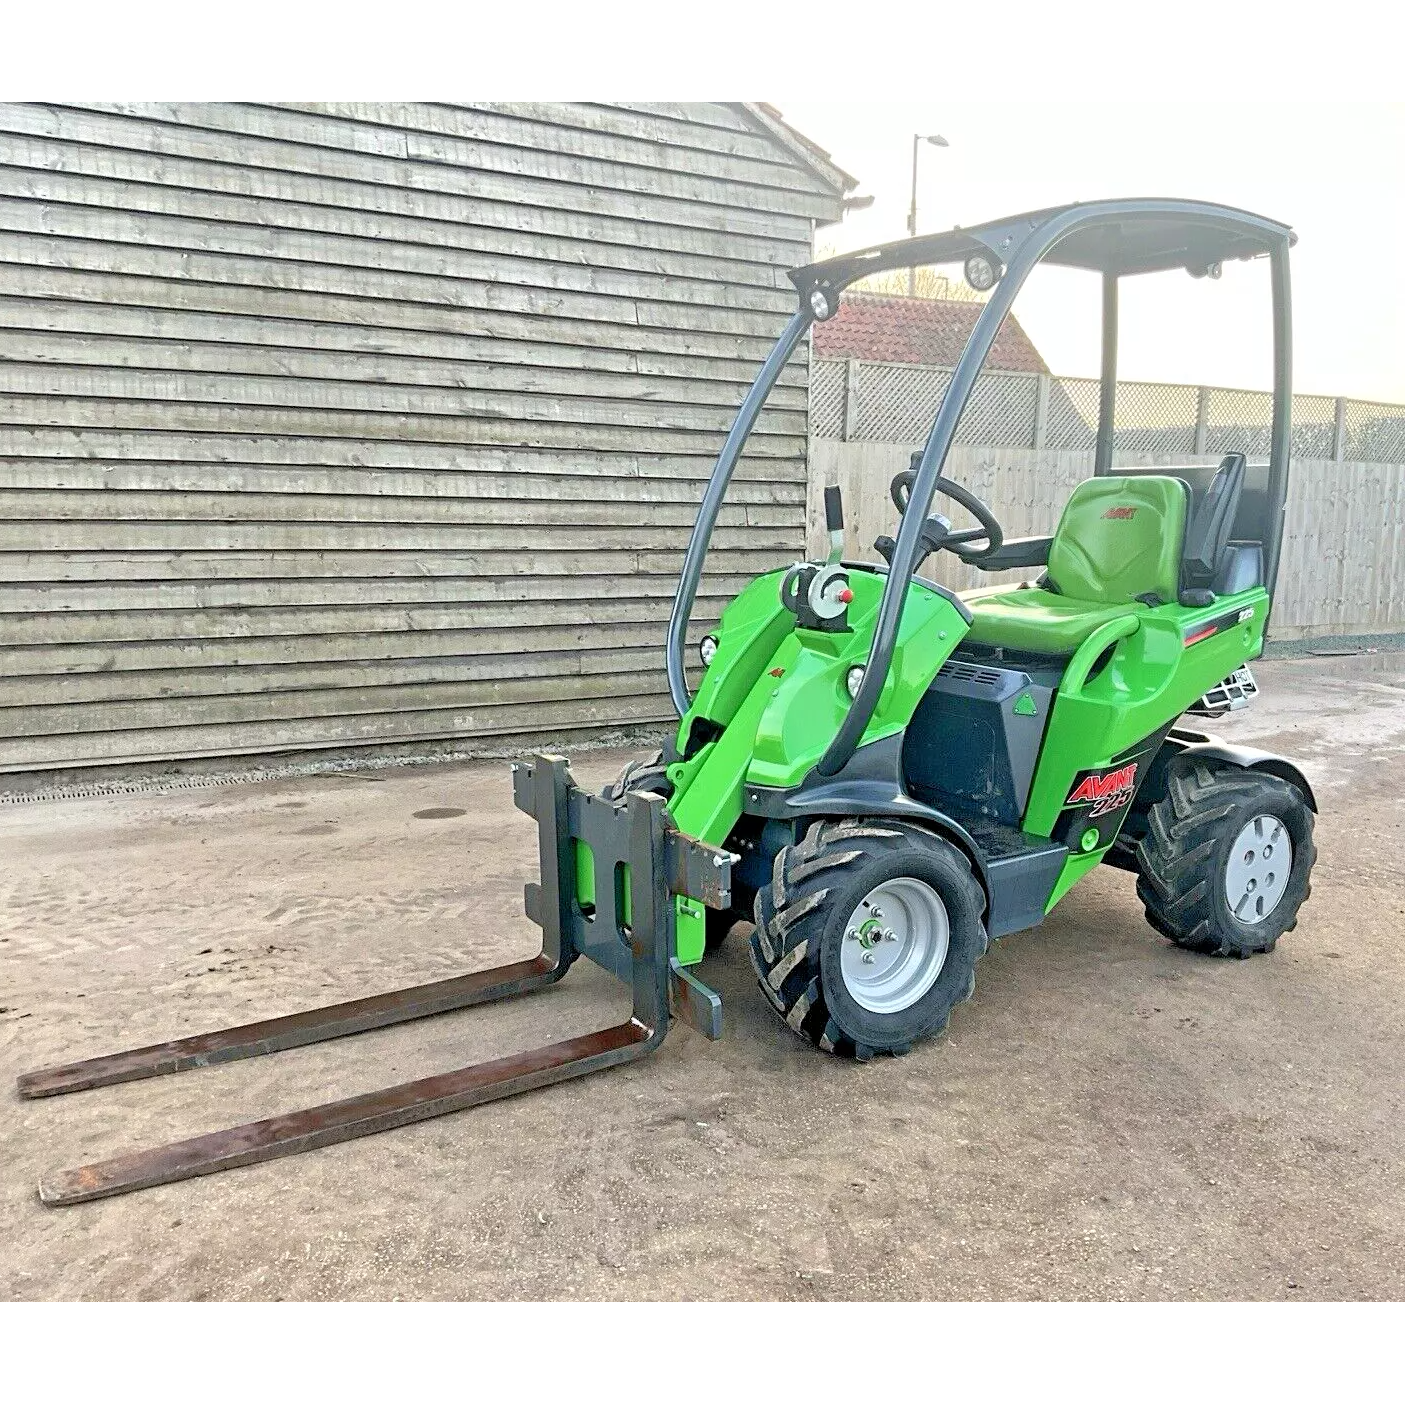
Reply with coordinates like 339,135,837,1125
841,876,950,1014
1224,813,1293,924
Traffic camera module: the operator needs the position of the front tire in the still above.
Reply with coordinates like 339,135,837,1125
601,751,669,802
1136,762,1316,957
749,818,988,1060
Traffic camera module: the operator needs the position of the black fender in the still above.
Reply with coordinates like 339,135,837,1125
1160,725,1318,812
744,770,989,888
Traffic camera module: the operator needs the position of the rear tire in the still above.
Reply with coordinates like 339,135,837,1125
1136,762,1315,958
749,818,988,1060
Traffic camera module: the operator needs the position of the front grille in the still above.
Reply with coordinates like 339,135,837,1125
937,661,1006,688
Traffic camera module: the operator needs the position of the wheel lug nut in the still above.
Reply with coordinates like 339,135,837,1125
845,928,859,941
870,908,884,920
862,951,876,964
883,928,897,941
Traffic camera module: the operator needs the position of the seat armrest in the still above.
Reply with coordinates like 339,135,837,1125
970,535,1053,572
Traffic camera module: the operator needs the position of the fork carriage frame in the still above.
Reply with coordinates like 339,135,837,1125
19,755,731,1205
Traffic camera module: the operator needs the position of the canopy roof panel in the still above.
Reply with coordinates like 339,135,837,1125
790,198,1295,297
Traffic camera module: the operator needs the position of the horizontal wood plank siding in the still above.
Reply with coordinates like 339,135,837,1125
0,102,842,770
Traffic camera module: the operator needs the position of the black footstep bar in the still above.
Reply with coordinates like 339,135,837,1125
18,755,733,1206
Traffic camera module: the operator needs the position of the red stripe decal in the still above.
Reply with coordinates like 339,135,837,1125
1183,626,1217,647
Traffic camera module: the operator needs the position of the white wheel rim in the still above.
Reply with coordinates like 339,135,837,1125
840,876,949,1014
1224,813,1293,925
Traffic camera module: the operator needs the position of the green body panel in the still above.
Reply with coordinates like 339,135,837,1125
663,568,969,964
1028,586,1269,906
746,589,966,791
682,569,796,728
961,471,1266,912
1046,475,1188,604
1043,852,1103,911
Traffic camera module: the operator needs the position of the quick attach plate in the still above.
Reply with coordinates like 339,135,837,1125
512,754,733,1038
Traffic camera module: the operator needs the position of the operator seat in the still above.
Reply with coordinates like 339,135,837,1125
962,475,1189,655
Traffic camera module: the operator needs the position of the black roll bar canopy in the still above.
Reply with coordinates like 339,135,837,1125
665,198,1296,777
787,199,1292,295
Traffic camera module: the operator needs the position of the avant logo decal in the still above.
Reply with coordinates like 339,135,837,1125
1101,506,1138,520
1066,762,1139,818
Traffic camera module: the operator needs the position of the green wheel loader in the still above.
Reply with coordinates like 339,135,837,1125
21,198,1317,1204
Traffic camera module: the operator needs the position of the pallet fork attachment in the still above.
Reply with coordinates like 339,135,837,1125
17,755,732,1206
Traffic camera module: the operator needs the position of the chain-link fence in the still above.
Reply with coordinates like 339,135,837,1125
811,357,1405,464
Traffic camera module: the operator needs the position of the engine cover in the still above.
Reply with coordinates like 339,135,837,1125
902,658,1056,825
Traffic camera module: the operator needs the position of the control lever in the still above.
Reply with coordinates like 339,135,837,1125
823,484,845,564
781,485,853,632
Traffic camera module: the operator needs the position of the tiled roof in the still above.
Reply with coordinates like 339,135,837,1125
814,291,1049,373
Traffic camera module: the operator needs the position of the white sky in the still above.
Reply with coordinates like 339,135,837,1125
775,102,1405,403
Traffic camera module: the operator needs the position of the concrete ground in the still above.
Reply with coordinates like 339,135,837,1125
2,653,1402,1301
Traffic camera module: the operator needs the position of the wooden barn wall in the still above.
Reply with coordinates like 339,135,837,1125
0,102,841,771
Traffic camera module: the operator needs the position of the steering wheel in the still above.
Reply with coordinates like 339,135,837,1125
889,468,1004,564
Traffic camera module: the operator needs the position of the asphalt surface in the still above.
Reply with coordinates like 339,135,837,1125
1,652,1402,1300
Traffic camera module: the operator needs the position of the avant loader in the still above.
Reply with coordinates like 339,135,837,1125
20,198,1318,1203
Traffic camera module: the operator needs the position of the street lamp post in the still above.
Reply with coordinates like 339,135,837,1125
907,132,949,296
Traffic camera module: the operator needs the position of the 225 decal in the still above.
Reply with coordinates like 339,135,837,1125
1066,762,1139,819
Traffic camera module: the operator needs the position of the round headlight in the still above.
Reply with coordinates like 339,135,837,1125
963,253,1001,292
845,665,865,700
699,635,719,667
808,287,835,321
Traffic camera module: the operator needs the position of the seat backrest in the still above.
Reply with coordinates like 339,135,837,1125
1047,475,1188,605
1181,453,1246,587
